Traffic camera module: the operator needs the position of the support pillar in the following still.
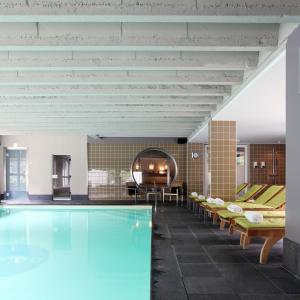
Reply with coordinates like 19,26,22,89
284,25,300,277
208,120,236,201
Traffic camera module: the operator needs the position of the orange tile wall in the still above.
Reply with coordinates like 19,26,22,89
88,143,204,200
249,144,285,185
209,121,237,201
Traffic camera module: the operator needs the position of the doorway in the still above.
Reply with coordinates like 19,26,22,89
204,145,248,195
5,148,27,200
52,155,71,200
236,145,248,186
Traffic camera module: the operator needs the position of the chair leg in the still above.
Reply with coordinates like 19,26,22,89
229,224,235,235
240,233,245,246
242,236,251,249
219,219,226,230
260,237,282,264
212,213,218,224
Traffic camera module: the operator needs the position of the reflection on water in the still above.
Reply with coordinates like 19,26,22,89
0,207,152,300
0,244,49,276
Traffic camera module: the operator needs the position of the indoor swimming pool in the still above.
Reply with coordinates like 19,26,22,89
0,205,152,300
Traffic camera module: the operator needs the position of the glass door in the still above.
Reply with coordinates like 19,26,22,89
5,149,27,199
236,146,248,186
52,155,71,200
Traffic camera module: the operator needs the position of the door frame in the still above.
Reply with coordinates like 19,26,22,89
4,147,28,199
237,144,249,185
52,154,72,201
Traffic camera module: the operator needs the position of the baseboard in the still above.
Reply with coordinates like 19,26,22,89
283,238,300,277
28,194,53,201
71,195,88,202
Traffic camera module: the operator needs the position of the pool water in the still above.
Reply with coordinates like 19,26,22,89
0,205,152,300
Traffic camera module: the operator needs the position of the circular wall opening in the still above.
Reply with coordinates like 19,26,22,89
131,148,177,188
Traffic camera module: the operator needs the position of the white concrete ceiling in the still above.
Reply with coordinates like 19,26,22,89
0,1,299,138
190,50,286,144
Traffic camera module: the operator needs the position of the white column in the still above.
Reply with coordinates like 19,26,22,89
285,24,300,276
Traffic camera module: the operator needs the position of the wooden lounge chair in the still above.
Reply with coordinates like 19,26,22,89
232,217,285,264
236,183,248,194
217,187,285,229
188,183,248,210
201,184,267,223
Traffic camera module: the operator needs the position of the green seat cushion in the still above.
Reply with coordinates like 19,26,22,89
204,202,231,209
195,198,206,203
253,185,284,204
235,184,264,202
236,183,247,194
232,203,276,209
235,217,285,229
204,201,268,210
264,189,286,208
218,210,285,220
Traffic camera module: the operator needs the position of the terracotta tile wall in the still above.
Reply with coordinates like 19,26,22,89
249,144,286,185
187,143,204,195
88,143,187,200
209,121,237,201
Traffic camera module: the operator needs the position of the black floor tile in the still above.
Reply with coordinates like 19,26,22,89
173,244,205,254
216,263,283,294
180,263,221,278
151,205,300,300
239,295,289,300
189,293,241,300
176,253,211,263
209,253,248,263
183,277,236,294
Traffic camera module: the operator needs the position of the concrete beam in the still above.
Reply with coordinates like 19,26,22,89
0,111,210,117
0,117,204,124
0,104,215,113
0,114,206,123
0,96,223,105
0,130,192,138
0,23,278,51
0,0,299,22
0,85,231,96
0,51,259,71
0,70,243,86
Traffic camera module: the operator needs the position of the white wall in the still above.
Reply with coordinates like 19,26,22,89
0,135,88,196
286,27,300,244
191,50,286,144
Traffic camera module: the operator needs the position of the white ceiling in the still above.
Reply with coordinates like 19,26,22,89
0,1,298,138
190,50,286,144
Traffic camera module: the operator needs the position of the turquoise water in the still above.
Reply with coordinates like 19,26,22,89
0,205,152,300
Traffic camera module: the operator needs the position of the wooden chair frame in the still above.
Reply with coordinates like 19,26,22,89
232,224,285,264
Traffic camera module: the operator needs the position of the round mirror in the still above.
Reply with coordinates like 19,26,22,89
131,148,177,188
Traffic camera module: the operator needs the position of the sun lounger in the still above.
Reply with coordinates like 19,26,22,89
232,217,285,264
216,187,285,229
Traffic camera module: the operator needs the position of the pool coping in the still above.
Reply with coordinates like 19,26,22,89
1,204,153,210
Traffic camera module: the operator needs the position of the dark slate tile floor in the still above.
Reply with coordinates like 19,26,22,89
151,205,300,300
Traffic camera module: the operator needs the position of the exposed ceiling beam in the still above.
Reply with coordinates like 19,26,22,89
0,130,191,138
0,111,210,117
0,85,231,96
0,51,259,71
0,70,243,86
0,96,223,105
0,104,215,113
0,1,299,23
0,118,204,124
0,23,278,51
